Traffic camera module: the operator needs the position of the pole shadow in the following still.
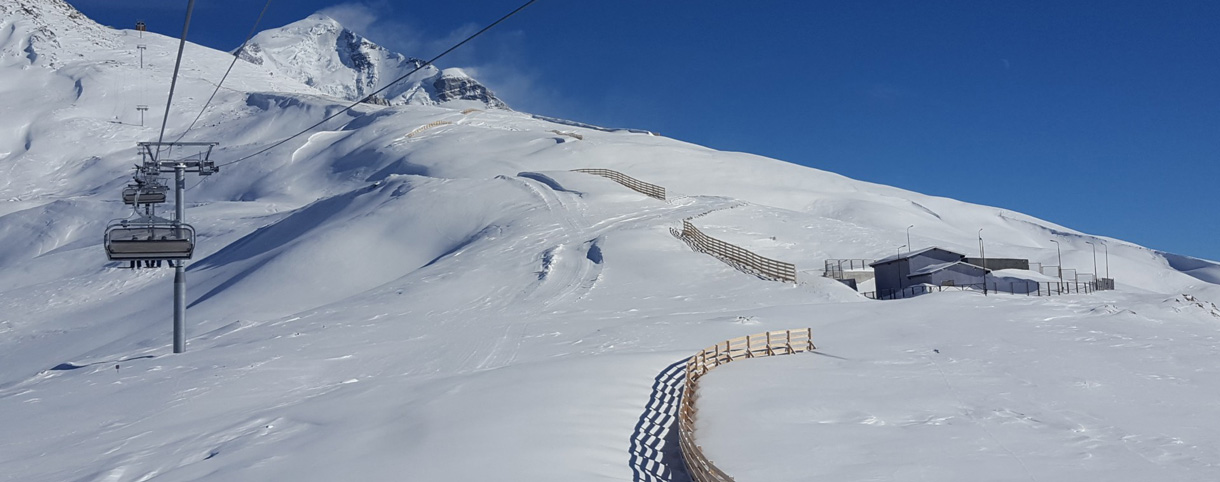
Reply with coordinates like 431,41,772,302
628,357,692,482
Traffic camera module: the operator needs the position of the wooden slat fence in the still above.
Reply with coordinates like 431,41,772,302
679,329,816,482
571,168,666,200
405,120,453,138
673,220,798,283
549,130,584,140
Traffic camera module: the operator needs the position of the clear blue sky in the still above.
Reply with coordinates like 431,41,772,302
74,1,1220,261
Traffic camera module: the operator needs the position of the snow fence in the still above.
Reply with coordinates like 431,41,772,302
672,220,798,283
679,329,817,482
571,168,666,200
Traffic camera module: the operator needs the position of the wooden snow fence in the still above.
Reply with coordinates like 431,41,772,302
571,168,666,200
405,120,453,138
679,329,817,482
673,220,798,283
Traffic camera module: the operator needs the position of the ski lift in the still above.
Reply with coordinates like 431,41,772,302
121,180,168,205
104,216,195,260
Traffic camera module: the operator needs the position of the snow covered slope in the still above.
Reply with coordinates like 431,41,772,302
0,2,1218,481
238,14,508,109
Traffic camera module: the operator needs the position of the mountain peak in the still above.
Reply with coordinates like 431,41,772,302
238,13,508,109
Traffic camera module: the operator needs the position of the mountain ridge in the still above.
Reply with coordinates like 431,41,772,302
236,13,508,109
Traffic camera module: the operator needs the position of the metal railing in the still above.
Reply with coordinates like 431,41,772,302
571,168,666,200
823,258,875,279
672,220,797,283
864,278,1116,300
679,329,816,482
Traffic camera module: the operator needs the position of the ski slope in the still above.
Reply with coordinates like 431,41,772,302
1,1,1219,481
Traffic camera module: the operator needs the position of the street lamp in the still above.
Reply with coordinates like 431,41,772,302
978,229,986,269
978,229,988,296
1102,242,1109,279
898,244,906,257
1085,241,1098,280
1049,239,1063,282
906,225,914,253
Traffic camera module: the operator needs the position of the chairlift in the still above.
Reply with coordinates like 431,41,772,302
104,216,195,261
121,181,168,205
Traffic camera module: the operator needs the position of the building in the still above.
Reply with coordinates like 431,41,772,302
870,247,990,299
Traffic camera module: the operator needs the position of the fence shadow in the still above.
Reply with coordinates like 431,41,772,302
629,358,692,482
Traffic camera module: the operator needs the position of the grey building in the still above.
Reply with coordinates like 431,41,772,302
870,247,990,299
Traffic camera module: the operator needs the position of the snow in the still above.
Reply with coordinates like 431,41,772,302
992,268,1062,283
697,292,1220,481
1,2,1218,481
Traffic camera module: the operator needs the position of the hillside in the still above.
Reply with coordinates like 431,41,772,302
1,2,1218,481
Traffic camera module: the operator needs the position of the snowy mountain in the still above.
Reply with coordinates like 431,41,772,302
2,1,1219,481
0,0,117,67
237,14,508,109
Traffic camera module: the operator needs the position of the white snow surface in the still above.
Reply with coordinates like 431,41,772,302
1,2,1219,481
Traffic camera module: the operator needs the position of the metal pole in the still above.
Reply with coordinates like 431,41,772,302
979,229,987,295
1050,239,1063,284
174,164,186,353
1086,241,1098,280
906,225,914,253
1103,243,1109,279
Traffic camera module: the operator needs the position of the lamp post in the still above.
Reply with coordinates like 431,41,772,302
894,245,907,299
906,225,914,253
978,229,987,271
1049,239,1063,282
978,229,988,296
1085,241,1098,280
1102,242,1109,279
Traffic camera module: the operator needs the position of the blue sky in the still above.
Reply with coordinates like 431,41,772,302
73,1,1219,261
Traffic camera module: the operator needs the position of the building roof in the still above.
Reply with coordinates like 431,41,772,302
908,260,988,277
870,246,964,267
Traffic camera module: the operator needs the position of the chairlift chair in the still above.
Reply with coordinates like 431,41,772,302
121,182,169,205
104,216,195,261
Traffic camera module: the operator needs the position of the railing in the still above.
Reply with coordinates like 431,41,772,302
571,168,666,200
672,220,797,283
864,278,1115,300
679,329,816,482
823,258,874,278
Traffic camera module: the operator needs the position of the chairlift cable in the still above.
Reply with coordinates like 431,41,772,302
216,0,538,169
154,0,198,160
173,0,275,143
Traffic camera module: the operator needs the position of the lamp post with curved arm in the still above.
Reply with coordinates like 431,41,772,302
1085,241,1098,280
1050,239,1063,282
